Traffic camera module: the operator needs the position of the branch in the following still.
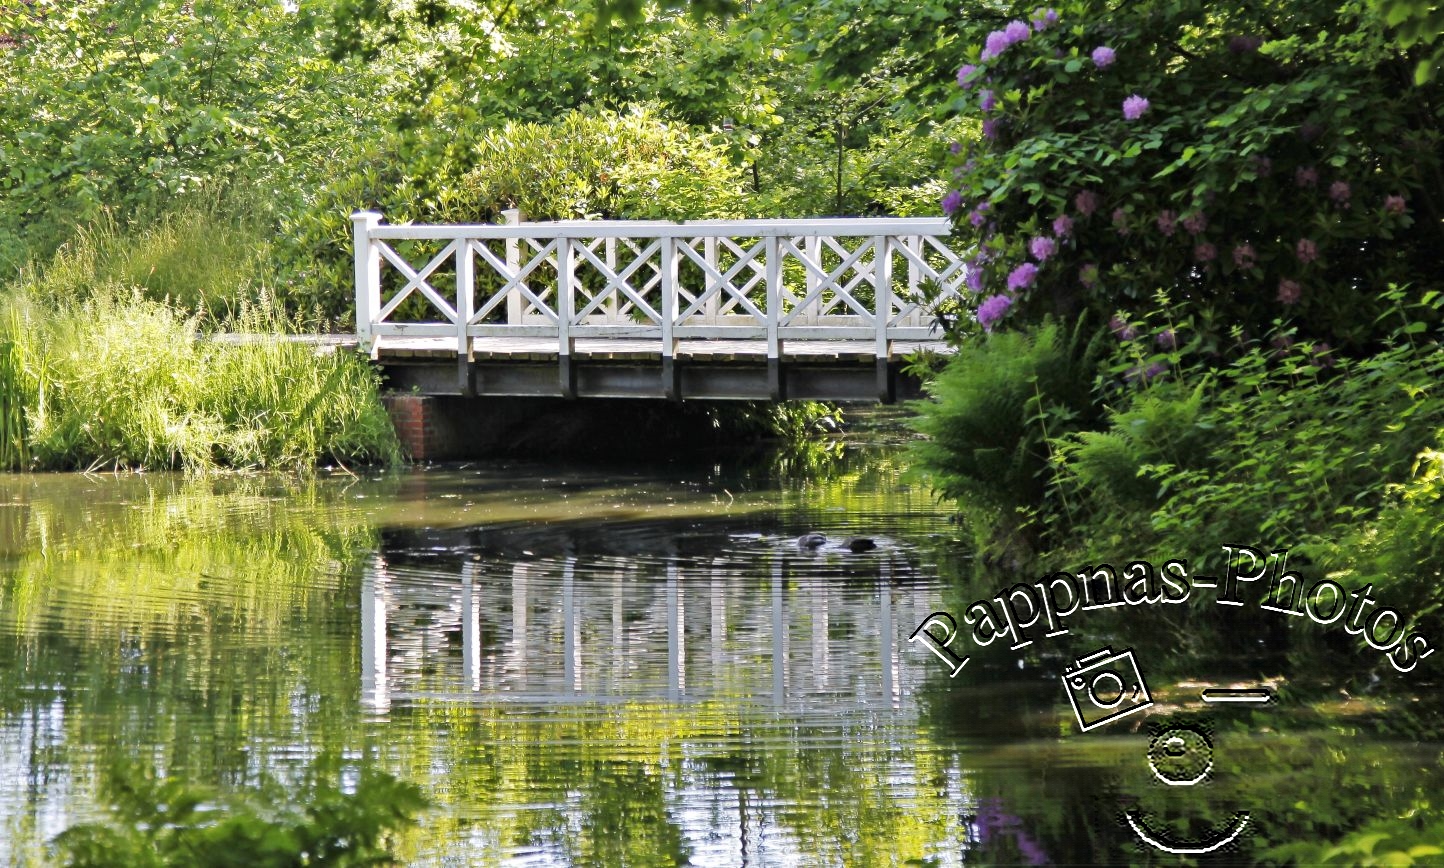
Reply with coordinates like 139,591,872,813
1167,40,1205,63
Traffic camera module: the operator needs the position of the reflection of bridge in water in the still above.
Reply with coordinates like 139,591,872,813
359,547,946,713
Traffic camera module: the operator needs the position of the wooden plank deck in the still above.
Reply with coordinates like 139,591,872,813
374,336,955,362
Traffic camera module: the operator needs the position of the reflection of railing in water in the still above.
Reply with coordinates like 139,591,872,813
358,552,939,713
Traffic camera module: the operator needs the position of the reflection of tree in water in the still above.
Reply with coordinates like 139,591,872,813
572,760,691,868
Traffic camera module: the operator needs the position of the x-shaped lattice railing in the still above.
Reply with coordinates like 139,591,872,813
353,213,968,367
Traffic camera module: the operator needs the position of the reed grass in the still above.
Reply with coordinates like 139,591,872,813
27,197,276,322
0,209,399,472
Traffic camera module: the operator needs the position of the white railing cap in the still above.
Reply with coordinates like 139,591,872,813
367,216,953,241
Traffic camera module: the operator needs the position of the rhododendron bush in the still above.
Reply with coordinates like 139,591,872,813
941,0,1443,350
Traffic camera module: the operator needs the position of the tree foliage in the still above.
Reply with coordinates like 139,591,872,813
0,0,375,268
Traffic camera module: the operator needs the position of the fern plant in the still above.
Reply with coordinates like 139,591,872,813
908,316,1105,561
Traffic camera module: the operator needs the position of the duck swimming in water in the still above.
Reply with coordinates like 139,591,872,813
796,532,827,549
796,533,877,553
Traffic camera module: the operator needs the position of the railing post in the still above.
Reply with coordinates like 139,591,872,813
906,235,922,325
661,236,679,399
503,209,522,325
558,237,575,398
455,235,475,394
874,235,893,403
352,211,382,355
804,235,821,322
704,236,719,319
766,234,783,400
605,237,619,322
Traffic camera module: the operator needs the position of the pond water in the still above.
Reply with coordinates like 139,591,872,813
0,431,1440,866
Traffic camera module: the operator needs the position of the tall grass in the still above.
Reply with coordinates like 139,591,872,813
0,207,399,472
27,196,281,323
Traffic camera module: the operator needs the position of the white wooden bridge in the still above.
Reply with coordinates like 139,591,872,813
354,211,967,401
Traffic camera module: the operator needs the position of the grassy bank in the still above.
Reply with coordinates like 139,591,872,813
0,213,399,473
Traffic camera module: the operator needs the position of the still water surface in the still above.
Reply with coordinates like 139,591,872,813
0,442,1440,866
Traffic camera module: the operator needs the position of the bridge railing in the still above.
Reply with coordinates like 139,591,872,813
352,211,967,361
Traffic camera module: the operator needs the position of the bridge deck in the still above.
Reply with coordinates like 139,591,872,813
376,336,952,362
376,337,952,402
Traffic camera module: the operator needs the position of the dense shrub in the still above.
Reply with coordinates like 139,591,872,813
1050,288,1444,559
908,318,1105,559
447,107,749,222
938,0,1443,351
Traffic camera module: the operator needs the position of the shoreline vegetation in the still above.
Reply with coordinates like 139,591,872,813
0,210,402,473
906,4,1444,808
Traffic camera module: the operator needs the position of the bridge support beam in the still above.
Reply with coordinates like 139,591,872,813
458,357,474,397
559,355,576,399
767,358,786,401
662,357,680,401
876,358,895,404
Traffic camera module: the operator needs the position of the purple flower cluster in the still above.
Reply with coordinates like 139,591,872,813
980,89,997,112
1194,242,1217,263
1385,194,1407,214
1092,46,1116,68
981,20,1031,59
956,64,979,88
965,262,986,291
1296,238,1318,264
1008,262,1039,291
976,294,1013,331
1109,315,1138,340
942,190,963,215
969,201,991,227
982,30,1010,60
1123,94,1150,120
1155,209,1177,237
1031,8,1058,31
982,118,1001,140
1112,207,1130,236
1125,361,1169,383
1182,212,1207,235
1155,329,1177,349
1030,235,1057,261
1074,189,1100,217
1295,165,1318,188
1277,279,1302,305
1329,180,1351,206
1233,243,1256,269
1052,214,1073,237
